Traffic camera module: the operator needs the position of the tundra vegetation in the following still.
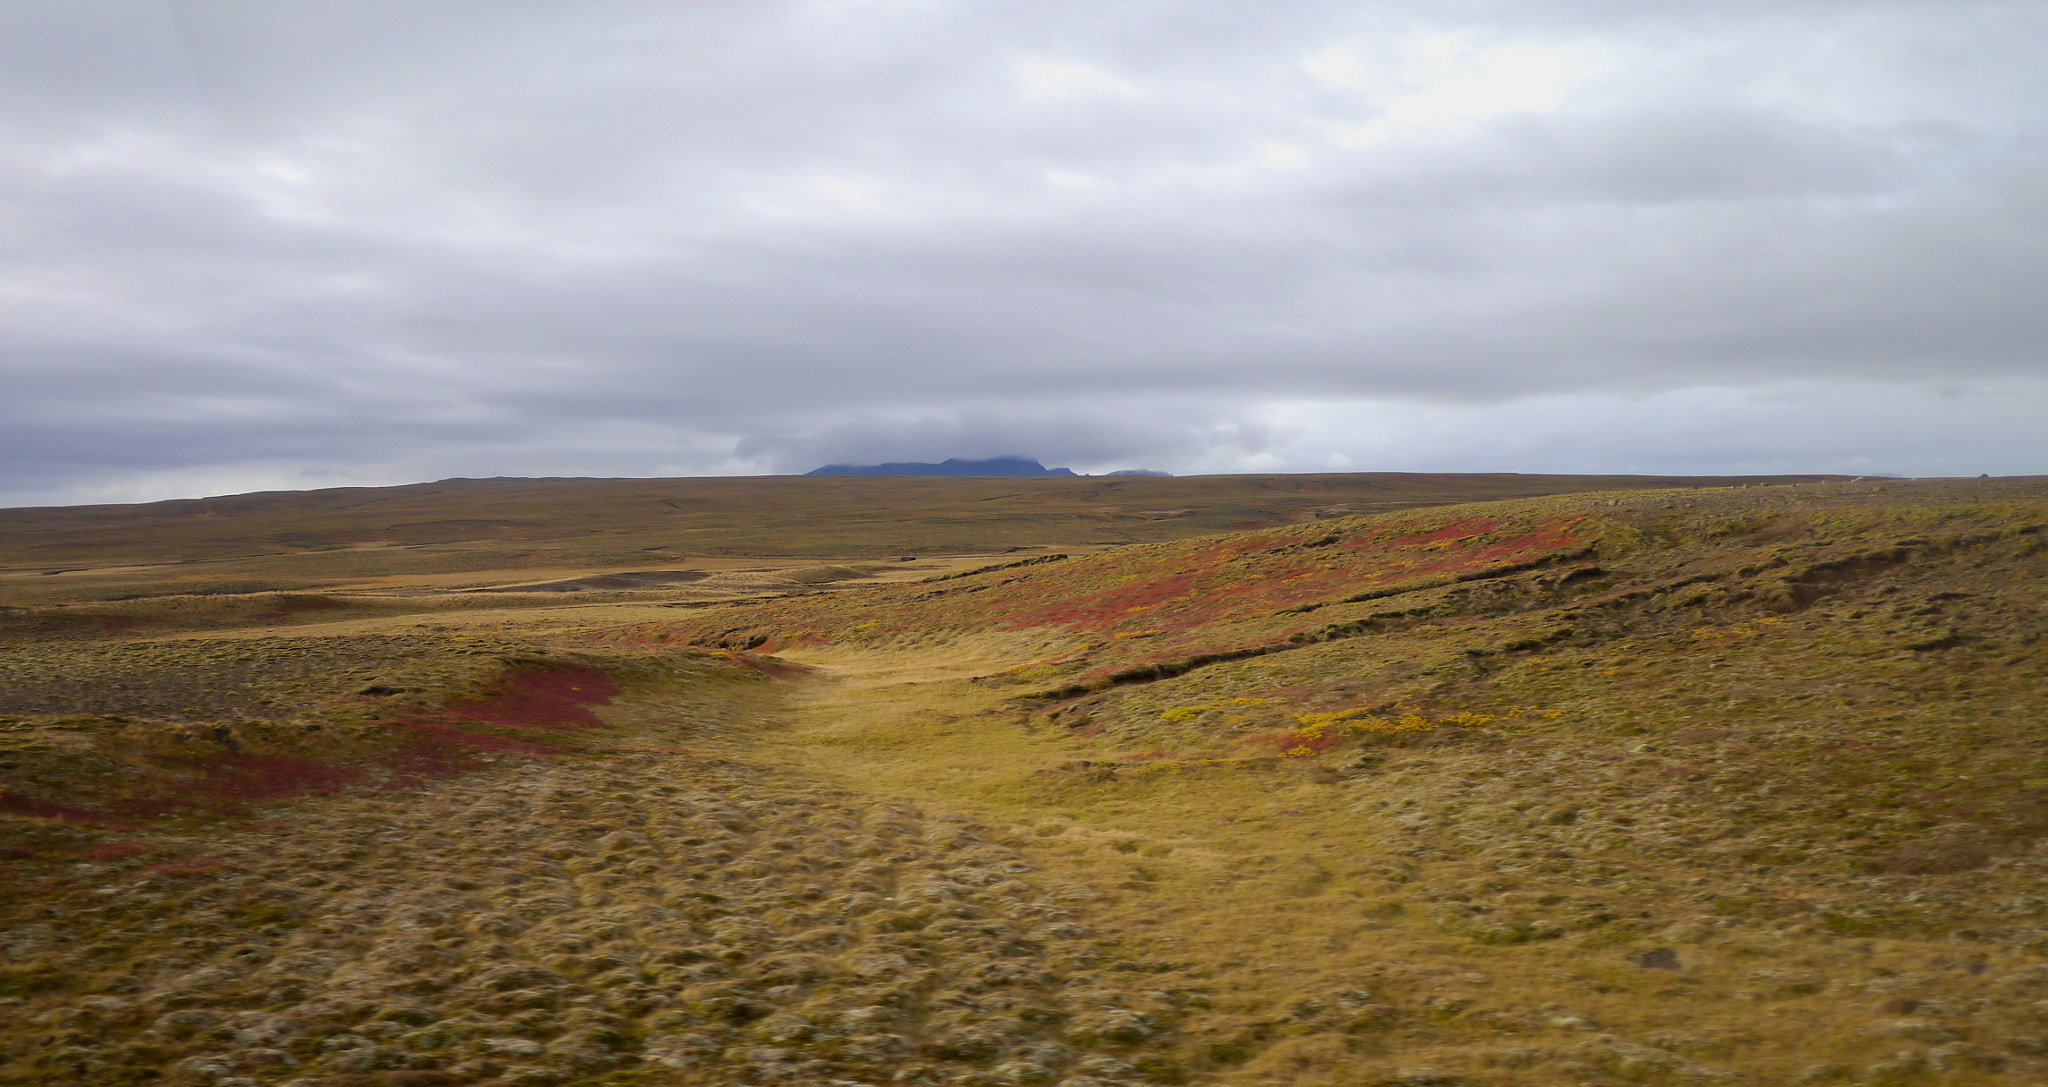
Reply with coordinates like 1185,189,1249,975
1,473,2044,1087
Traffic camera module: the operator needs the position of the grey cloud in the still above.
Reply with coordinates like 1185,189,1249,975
1,1,2044,505
1331,104,1920,208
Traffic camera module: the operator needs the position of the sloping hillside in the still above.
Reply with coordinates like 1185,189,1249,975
638,477,2048,1084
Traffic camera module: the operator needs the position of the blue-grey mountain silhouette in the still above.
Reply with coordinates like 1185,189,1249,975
806,457,1077,477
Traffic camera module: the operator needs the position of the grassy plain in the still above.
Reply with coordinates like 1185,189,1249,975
0,472,1837,597
3,472,2044,1087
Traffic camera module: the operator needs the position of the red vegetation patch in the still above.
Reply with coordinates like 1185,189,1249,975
375,747,498,790
1000,571,1199,632
442,664,617,731
366,663,621,784
642,512,1591,687
57,753,377,821
987,517,1584,644
176,754,364,801
0,791,133,828
0,663,623,827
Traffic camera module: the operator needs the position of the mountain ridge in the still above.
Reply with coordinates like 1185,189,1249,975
805,456,1077,477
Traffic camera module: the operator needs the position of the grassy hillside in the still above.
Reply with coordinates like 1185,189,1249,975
637,476,2048,1083
1,474,2042,1087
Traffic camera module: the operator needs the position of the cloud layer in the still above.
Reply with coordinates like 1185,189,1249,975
4,1,2045,505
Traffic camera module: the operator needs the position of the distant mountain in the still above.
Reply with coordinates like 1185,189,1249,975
1106,469,1172,477
806,457,1077,477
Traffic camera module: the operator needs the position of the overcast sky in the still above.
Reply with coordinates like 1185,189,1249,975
3,1,2045,506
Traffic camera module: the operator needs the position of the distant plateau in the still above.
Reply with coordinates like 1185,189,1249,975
805,456,1170,477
